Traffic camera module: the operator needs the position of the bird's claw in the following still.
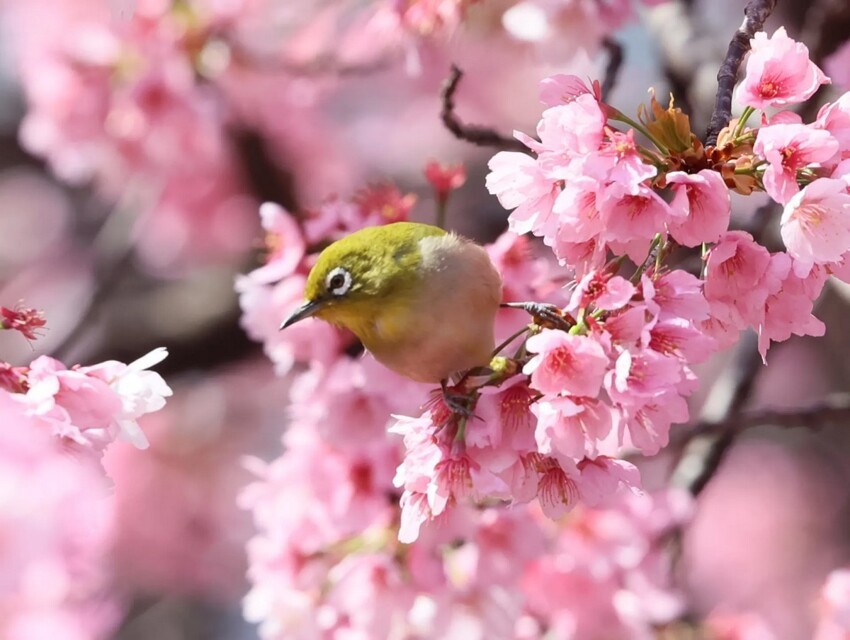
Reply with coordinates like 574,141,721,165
502,302,571,331
443,392,476,417
438,381,477,419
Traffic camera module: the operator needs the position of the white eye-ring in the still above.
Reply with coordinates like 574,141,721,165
326,267,352,296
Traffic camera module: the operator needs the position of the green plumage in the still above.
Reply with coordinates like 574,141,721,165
286,220,503,383
305,222,446,304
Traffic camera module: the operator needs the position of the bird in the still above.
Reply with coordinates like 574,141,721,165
280,221,503,385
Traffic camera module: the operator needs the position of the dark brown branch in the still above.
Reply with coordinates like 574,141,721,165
685,332,763,496
704,0,779,146
440,65,528,153
49,251,134,363
600,37,624,102
682,395,850,442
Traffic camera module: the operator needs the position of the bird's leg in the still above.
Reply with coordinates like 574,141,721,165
440,379,476,418
501,302,572,331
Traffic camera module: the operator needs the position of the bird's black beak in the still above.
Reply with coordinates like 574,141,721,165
280,300,325,330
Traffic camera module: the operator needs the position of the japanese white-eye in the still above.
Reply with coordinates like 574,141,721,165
281,222,503,383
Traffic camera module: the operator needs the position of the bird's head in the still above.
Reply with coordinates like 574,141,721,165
280,222,445,333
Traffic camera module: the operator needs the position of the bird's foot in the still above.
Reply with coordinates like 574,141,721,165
433,380,477,420
442,387,475,417
501,301,571,331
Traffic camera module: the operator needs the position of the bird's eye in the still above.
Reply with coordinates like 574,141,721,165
326,267,352,296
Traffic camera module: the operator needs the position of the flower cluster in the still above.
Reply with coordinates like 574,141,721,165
0,308,172,638
4,347,173,459
391,262,714,540
235,24,850,640
238,175,694,638
0,396,119,640
390,27,850,534
7,0,675,275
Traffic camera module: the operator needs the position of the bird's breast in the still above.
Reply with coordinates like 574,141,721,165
359,234,503,383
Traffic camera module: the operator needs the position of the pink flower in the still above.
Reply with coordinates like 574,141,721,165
532,396,613,461
290,357,424,449
607,349,682,405
577,457,641,507
0,304,46,341
645,270,710,322
0,391,119,640
816,93,850,159
617,391,689,455
531,454,581,519
569,270,636,314
649,318,717,364
535,95,607,156
737,27,829,109
247,203,306,284
703,231,775,328
351,183,417,228
397,490,431,544
243,425,399,556
424,160,466,202
583,129,657,195
21,348,171,452
780,177,850,274
390,412,509,541
486,151,558,237
667,169,731,247
551,176,605,244
754,123,839,205
603,305,652,348
539,74,602,108
323,553,415,638
757,260,826,359
552,237,609,278
78,347,173,449
599,183,673,243
521,490,689,638
524,329,609,397
25,356,124,449
473,376,537,454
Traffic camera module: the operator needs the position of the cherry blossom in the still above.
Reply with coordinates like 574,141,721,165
0,304,47,341
737,26,829,109
524,330,609,397
754,123,839,205
780,177,850,274
667,169,732,247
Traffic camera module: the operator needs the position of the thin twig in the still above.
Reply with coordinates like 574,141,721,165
680,332,763,496
704,0,779,147
600,37,624,102
50,183,151,362
440,65,528,152
679,394,850,442
49,251,134,362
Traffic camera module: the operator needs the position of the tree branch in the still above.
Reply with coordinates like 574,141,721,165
704,0,779,147
681,394,850,441
600,37,624,102
440,65,528,153
684,334,763,495
49,184,151,363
